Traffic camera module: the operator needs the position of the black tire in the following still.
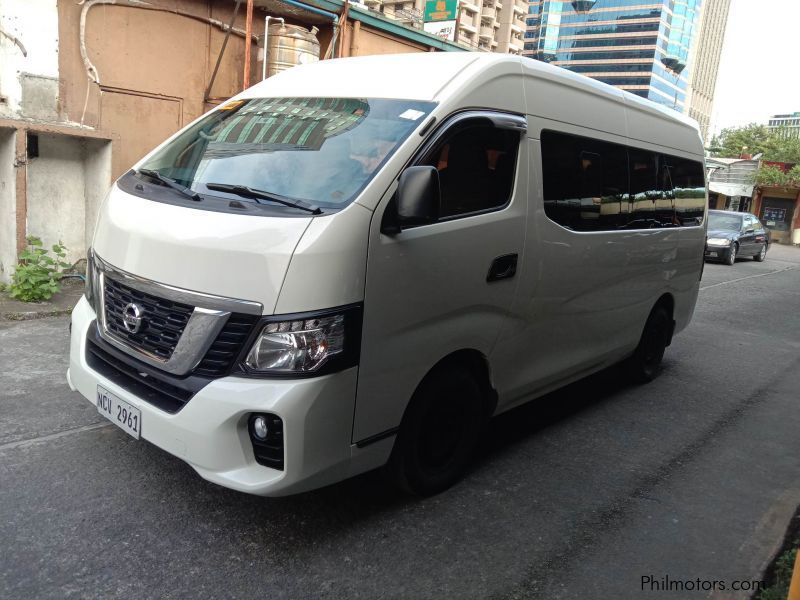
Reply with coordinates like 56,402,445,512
725,243,738,266
753,244,767,262
387,366,485,496
627,306,670,383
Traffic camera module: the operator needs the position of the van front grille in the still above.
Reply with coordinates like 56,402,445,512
103,277,194,360
194,313,260,377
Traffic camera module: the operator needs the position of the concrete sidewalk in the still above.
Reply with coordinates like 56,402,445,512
0,278,83,321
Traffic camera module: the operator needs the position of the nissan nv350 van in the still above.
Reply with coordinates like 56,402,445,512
68,53,707,496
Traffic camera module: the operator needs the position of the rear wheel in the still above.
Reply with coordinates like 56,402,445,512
725,243,738,266
387,365,485,496
753,244,766,262
626,306,670,383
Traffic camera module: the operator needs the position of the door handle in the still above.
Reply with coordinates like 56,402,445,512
487,253,518,282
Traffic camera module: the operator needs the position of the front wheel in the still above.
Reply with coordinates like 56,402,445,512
753,244,767,262
626,307,670,383
725,243,738,266
386,366,485,496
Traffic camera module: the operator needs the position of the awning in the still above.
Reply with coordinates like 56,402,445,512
708,182,754,197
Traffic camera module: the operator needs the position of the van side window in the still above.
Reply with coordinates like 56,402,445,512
541,131,628,231
420,123,519,218
541,129,706,231
663,156,705,226
627,150,663,228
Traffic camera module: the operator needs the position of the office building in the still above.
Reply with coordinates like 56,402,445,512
685,0,731,141
523,0,703,112
768,113,800,139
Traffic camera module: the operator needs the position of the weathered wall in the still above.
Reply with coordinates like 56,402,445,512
58,0,257,178
0,0,60,119
0,128,15,280
83,138,113,249
26,134,87,266
348,25,427,56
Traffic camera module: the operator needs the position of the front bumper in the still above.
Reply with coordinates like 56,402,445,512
67,296,364,496
704,245,731,261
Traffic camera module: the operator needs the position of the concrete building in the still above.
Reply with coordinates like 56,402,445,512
685,0,730,141
522,0,703,112
376,0,527,53
0,0,466,283
768,112,800,139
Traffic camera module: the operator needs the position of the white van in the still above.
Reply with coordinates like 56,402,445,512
68,53,707,496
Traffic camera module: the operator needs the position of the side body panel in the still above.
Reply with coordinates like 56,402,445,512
352,64,529,442
490,70,705,410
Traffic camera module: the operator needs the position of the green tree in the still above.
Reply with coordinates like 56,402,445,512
708,123,800,163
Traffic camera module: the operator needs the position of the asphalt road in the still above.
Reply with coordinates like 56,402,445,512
2,244,800,600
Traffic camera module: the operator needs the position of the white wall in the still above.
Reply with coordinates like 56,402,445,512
0,128,16,281
0,0,59,118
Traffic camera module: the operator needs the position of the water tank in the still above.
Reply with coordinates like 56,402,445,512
262,24,320,78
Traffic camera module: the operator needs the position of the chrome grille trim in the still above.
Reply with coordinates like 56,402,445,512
93,254,263,376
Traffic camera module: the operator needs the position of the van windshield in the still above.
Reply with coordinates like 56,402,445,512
136,97,435,211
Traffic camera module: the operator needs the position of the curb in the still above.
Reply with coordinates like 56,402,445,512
0,308,74,322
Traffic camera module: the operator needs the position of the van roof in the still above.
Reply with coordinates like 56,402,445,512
240,52,698,133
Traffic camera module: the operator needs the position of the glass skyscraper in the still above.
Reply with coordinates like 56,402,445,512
523,0,702,111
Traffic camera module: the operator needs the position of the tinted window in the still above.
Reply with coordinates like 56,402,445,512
541,131,627,231
541,130,705,231
421,123,519,218
663,155,705,226
627,149,666,228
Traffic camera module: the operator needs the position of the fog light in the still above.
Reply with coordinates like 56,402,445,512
251,415,269,440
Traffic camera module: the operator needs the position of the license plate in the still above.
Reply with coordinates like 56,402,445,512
97,386,141,439
707,251,718,257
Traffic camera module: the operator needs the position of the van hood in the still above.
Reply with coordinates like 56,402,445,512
92,185,313,314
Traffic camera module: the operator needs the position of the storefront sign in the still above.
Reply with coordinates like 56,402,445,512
423,20,457,40
424,0,457,22
763,207,787,222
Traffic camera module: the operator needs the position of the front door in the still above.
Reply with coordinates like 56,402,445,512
353,112,528,443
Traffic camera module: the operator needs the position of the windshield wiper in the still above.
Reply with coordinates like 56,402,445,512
205,183,322,215
137,169,203,201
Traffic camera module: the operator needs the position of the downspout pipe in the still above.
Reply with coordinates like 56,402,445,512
280,0,339,58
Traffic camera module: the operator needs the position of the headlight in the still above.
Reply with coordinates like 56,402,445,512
706,237,731,246
243,305,362,376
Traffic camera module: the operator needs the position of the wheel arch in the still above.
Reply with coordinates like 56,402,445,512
411,349,499,420
652,292,676,346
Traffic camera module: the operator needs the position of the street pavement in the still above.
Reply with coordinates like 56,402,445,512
1,244,800,599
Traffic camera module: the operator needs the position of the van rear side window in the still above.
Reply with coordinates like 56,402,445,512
541,130,705,231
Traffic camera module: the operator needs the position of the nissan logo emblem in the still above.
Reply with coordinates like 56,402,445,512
122,303,145,334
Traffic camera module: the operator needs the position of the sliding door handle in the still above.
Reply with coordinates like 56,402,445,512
487,253,518,282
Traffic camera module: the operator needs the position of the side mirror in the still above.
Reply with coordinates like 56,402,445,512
380,166,441,235
397,166,440,224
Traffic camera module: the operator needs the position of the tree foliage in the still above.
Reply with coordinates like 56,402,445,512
753,164,800,187
709,124,800,163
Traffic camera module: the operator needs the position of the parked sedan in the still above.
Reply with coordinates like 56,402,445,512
705,210,771,265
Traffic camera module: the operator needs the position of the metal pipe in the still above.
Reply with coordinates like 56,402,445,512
262,16,285,81
205,0,242,102
280,0,339,58
243,0,254,89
